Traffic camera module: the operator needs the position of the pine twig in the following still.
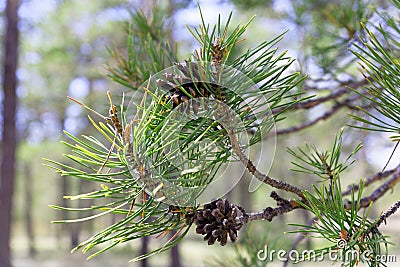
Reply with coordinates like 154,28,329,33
350,169,400,209
272,79,368,115
276,94,361,135
286,165,400,258
368,199,400,234
246,205,300,222
229,127,305,199
342,163,400,196
272,87,349,115
236,191,303,225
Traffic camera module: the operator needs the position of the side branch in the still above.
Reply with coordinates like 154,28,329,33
229,128,305,199
276,104,343,135
349,170,400,209
368,199,400,234
272,87,349,115
246,205,300,222
272,79,368,116
276,93,362,135
342,163,400,196
236,191,303,225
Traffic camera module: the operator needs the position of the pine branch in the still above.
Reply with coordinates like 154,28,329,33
233,166,400,226
228,125,305,199
342,163,400,196
276,92,363,135
277,104,344,135
286,165,400,260
358,170,400,208
272,79,368,115
368,199,400,234
350,21,400,138
242,191,302,223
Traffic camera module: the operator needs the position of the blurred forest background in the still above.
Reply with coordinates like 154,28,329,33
0,0,399,266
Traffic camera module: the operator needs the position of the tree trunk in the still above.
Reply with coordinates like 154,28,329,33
301,209,311,250
23,162,36,257
140,236,149,267
170,231,181,267
0,1,19,267
70,178,85,249
59,173,70,248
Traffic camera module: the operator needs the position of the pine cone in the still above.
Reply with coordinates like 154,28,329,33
194,199,242,246
156,61,225,111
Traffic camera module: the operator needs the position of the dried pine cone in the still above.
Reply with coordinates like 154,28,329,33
194,199,243,246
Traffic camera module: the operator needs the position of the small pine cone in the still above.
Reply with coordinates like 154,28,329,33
216,199,226,214
212,229,223,240
194,199,243,246
156,62,226,111
204,222,218,233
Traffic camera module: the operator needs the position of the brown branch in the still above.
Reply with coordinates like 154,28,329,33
236,191,303,226
273,87,350,115
276,93,361,135
246,205,300,222
229,128,305,199
342,168,400,210
367,199,400,235
342,163,400,196
358,170,400,208
272,79,368,115
276,101,346,135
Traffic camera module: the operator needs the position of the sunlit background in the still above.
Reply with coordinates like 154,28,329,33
1,0,399,266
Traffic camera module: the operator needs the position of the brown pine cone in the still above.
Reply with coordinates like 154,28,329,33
193,199,243,246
